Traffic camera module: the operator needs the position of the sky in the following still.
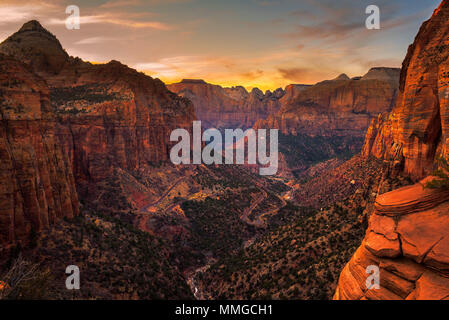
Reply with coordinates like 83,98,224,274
0,0,442,91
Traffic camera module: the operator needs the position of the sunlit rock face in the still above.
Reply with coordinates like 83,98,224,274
253,67,399,138
336,0,449,300
0,21,196,247
168,79,288,130
334,178,449,300
0,54,79,246
362,0,449,181
0,20,196,185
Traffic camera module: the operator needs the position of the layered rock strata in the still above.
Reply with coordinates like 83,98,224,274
254,68,400,137
362,1,449,181
0,21,195,246
335,177,449,300
167,79,289,129
0,54,78,246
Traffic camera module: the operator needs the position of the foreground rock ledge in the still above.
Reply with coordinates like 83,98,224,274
334,177,449,300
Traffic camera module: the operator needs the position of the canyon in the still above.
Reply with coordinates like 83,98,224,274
1,0,449,300
0,20,402,250
167,79,290,130
0,21,196,248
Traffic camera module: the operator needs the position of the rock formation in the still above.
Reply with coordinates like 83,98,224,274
362,1,449,181
0,21,196,246
0,21,195,181
168,79,288,129
334,177,449,300
0,54,78,246
335,0,449,300
254,68,400,137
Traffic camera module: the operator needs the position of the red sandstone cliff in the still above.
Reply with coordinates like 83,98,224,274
0,54,79,247
0,21,196,246
0,21,196,185
167,79,287,129
335,0,449,300
254,68,399,137
334,178,449,300
362,1,449,181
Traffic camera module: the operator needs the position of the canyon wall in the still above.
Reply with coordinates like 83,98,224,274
362,0,449,181
0,21,196,183
0,21,196,246
254,68,399,137
167,79,292,129
335,0,449,300
168,68,399,139
0,54,78,246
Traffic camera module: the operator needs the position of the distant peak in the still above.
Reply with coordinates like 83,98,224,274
13,20,60,42
334,73,350,81
181,79,207,84
367,67,400,72
107,60,125,66
19,20,48,33
361,67,400,82
0,20,68,74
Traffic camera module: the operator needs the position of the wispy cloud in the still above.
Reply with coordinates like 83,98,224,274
135,55,235,79
74,36,117,45
0,0,439,90
47,13,173,30
0,7,31,24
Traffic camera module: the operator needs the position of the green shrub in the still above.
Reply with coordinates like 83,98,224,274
426,157,449,189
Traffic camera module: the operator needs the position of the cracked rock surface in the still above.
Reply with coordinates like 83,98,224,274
334,177,449,300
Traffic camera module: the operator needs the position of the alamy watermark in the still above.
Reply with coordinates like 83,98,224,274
65,265,80,290
66,5,80,30
366,5,380,30
170,121,279,176
365,265,380,290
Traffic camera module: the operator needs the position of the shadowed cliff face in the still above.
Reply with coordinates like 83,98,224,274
0,21,196,247
0,54,79,247
335,0,449,300
0,21,196,186
253,68,399,137
167,79,292,129
363,0,449,181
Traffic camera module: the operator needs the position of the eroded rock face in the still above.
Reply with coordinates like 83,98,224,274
334,178,449,300
0,21,196,185
168,79,285,129
0,21,196,246
0,54,78,247
336,1,449,300
254,68,399,137
362,1,449,181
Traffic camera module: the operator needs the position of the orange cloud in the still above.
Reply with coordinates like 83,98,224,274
48,13,173,30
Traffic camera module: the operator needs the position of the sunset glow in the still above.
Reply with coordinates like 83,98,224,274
0,0,441,90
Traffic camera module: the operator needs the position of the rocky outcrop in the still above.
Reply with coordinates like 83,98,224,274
0,21,195,186
0,20,69,77
51,61,195,185
336,1,449,300
254,67,399,137
0,54,78,247
168,79,284,129
362,1,449,181
0,21,196,246
334,177,449,300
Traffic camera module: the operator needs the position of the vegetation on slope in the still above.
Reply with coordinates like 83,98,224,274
1,211,195,300
426,157,449,189
278,133,363,176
